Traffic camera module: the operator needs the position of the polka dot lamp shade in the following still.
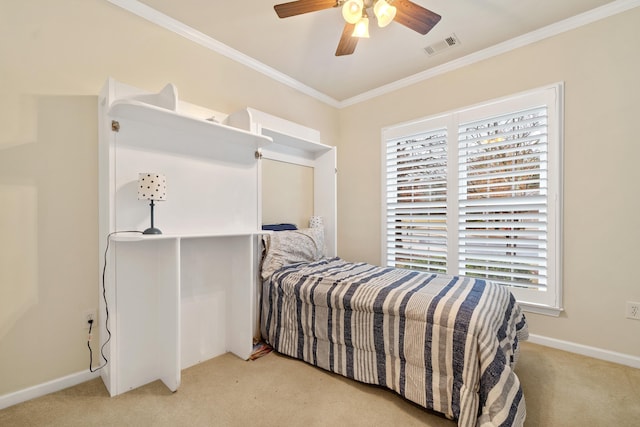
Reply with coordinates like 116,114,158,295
137,173,167,201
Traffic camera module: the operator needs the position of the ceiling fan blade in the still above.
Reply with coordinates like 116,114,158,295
274,0,337,18
393,0,441,35
335,22,358,56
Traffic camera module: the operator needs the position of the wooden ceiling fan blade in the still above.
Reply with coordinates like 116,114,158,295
393,0,441,35
274,0,337,18
335,23,358,56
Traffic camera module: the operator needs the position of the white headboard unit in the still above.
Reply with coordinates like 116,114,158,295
98,79,336,398
226,107,337,257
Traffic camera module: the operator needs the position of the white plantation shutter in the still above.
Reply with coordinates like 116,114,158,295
458,106,549,290
382,85,562,314
385,128,449,273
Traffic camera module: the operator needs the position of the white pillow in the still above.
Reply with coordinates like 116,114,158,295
261,227,324,280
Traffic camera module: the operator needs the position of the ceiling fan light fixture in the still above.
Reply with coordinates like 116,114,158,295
352,14,370,38
273,0,441,56
373,0,396,28
342,0,364,24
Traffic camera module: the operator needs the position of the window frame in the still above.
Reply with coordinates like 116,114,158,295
381,83,563,316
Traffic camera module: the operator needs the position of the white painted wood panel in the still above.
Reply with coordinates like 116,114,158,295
99,79,332,397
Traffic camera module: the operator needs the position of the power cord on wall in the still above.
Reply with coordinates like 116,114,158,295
88,230,143,372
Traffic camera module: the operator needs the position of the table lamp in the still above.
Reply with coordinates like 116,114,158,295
137,173,167,235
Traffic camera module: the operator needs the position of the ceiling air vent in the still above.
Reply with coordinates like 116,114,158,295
424,34,461,56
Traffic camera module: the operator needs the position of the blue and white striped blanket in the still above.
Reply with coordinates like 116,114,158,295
261,258,528,427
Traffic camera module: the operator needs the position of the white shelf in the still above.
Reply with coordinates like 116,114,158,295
109,99,272,149
99,80,266,398
111,230,268,242
99,79,334,398
260,128,332,154
226,107,330,154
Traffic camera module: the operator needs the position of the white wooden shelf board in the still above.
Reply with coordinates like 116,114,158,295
111,231,267,242
261,128,331,154
109,100,272,149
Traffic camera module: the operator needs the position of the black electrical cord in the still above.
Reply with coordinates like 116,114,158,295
87,319,95,371
88,230,143,372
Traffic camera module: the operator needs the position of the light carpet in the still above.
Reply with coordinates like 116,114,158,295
1,342,639,426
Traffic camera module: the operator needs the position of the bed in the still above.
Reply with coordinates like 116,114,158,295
259,227,528,427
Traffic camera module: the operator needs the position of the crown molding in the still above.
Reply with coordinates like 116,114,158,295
107,0,639,109
340,0,640,107
105,0,342,108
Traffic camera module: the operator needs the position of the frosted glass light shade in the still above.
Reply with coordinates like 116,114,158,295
374,0,396,27
137,173,167,201
352,15,370,38
342,0,363,24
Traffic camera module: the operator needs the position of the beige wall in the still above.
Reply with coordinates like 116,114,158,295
0,96,98,394
262,160,314,228
0,0,337,396
337,8,640,357
1,0,639,399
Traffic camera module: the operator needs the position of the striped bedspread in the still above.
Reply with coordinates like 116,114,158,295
261,258,528,427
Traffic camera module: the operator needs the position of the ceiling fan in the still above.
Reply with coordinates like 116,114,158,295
273,0,441,56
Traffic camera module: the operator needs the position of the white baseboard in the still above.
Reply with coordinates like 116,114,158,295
528,334,640,369
0,369,101,410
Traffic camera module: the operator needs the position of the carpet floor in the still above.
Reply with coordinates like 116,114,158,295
1,342,639,426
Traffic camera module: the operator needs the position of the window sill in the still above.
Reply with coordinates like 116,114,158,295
519,301,563,317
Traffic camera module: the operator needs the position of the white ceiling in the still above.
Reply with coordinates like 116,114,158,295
112,0,629,105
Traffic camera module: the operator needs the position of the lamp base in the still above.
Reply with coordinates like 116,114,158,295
143,227,163,235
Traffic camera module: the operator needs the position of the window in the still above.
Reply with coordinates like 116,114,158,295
383,84,563,315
